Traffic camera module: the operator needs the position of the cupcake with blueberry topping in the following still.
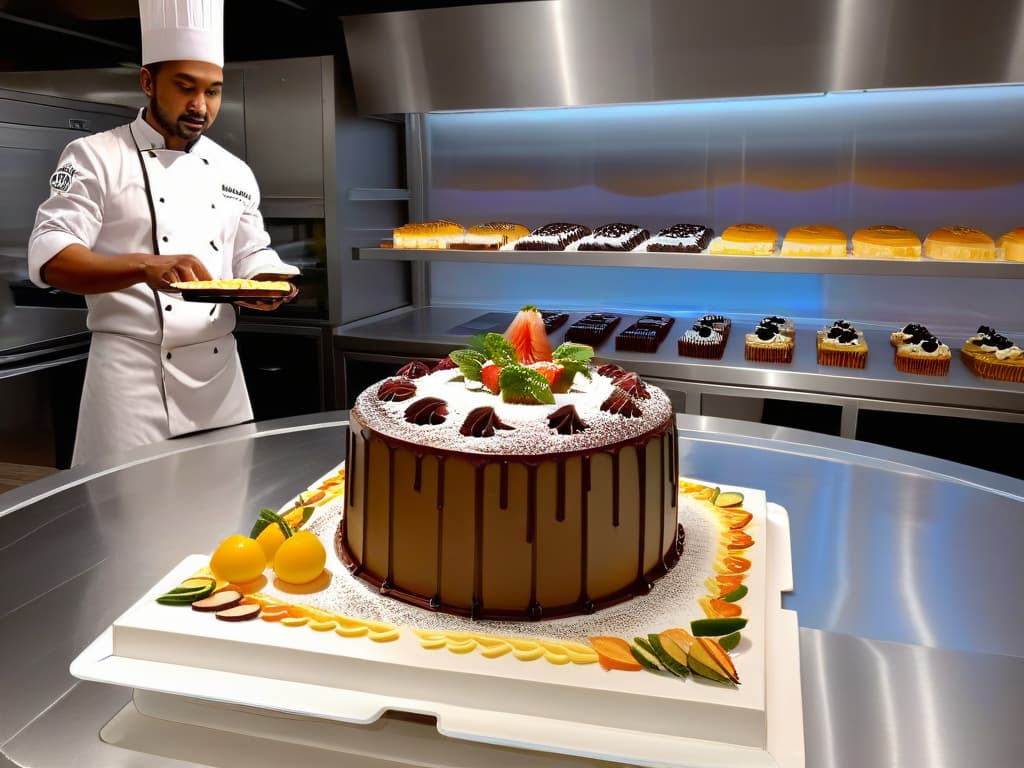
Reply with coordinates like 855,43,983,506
895,331,950,376
745,320,794,363
817,322,868,368
891,322,930,347
960,328,1024,382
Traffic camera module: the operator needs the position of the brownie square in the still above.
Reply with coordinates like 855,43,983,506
615,315,676,352
564,313,621,344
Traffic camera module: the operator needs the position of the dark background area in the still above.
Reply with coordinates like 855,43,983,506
0,0,521,71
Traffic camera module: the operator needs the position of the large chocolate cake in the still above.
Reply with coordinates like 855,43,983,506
339,364,681,621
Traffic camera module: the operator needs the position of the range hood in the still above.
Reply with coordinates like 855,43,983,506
343,0,1024,114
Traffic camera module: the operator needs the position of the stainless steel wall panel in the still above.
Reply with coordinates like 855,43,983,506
342,0,1024,114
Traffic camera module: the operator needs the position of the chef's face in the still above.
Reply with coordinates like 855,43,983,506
141,61,223,149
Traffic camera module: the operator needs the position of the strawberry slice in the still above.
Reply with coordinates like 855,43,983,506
480,362,501,394
504,305,552,365
529,361,566,390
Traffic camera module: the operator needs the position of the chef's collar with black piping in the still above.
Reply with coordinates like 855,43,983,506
132,107,208,157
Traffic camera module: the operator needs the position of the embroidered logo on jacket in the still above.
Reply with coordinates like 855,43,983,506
49,163,78,193
221,184,252,203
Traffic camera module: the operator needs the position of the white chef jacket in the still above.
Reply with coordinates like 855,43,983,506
28,109,298,466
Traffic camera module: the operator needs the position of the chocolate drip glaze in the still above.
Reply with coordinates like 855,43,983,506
338,411,679,621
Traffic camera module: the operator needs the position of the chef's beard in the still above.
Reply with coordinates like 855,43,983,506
149,87,208,142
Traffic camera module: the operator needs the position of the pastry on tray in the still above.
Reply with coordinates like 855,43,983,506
708,223,779,256
563,312,621,344
575,222,651,252
816,321,868,368
998,227,1024,262
744,319,794,363
449,222,530,250
644,223,714,253
960,326,1024,382
894,330,951,376
514,222,591,251
393,220,465,249
615,315,675,352
779,225,848,257
678,321,726,359
923,226,995,261
851,224,922,259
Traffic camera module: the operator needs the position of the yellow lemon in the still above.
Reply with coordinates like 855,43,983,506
209,534,267,583
273,530,326,585
256,523,287,560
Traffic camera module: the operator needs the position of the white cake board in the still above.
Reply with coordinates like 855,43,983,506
71,483,803,768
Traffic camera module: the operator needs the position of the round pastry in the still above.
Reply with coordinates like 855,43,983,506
341,366,680,621
780,225,848,258
851,225,922,259
708,223,779,256
452,222,531,250
997,227,1024,262
393,220,465,249
923,226,995,261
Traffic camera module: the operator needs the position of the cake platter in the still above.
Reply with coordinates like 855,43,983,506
70,469,803,768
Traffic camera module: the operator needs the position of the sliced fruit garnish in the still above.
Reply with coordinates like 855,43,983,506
718,555,752,574
691,617,748,637
688,637,740,684
715,491,745,508
504,305,552,365
692,487,717,501
629,638,663,672
480,361,501,394
708,573,746,596
529,361,565,388
659,627,694,657
647,634,689,677
727,531,755,550
499,364,555,404
721,584,749,602
589,636,643,671
680,481,710,494
699,597,743,619
719,632,742,652
721,508,753,530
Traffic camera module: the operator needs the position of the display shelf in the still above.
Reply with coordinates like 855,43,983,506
355,248,1024,278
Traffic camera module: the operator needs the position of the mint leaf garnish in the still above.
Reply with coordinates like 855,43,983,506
558,359,591,385
468,333,487,354
483,332,517,368
552,342,595,364
449,348,486,382
499,364,556,404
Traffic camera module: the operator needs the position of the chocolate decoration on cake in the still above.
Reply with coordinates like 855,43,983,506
377,377,417,402
831,320,854,330
601,387,642,418
396,360,431,379
611,371,651,399
921,337,940,353
404,397,448,425
460,406,513,437
837,329,859,344
431,356,459,372
596,362,626,378
547,404,588,435
827,326,845,339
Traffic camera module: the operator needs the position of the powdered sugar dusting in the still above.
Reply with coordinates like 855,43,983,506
353,368,674,455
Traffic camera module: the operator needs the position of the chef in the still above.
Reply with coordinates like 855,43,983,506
27,0,299,466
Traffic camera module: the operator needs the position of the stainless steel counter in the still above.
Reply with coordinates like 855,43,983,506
0,305,88,370
1,412,1022,767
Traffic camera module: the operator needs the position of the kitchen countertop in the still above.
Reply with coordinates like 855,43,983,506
1,411,1022,767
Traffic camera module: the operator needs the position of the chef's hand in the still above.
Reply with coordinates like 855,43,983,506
234,282,298,311
141,254,213,290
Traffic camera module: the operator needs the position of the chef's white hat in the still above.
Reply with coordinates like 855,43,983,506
139,0,224,68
